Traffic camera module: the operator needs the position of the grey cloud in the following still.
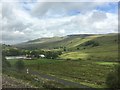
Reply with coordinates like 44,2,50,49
31,2,107,18
90,11,107,22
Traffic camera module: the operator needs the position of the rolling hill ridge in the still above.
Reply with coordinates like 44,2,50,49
14,33,118,51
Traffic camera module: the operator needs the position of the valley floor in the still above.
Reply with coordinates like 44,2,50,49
6,58,118,88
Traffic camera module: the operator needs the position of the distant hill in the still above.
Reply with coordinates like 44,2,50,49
14,33,118,51
14,34,94,49
26,36,66,44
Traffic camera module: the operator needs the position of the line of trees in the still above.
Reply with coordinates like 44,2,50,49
3,48,62,59
2,53,11,69
81,40,99,47
45,51,62,59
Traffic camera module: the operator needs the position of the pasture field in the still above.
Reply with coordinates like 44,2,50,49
8,58,118,88
60,42,118,61
60,50,118,61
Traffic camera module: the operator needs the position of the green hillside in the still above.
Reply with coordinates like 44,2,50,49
60,33,118,61
14,33,118,51
14,33,118,61
14,34,100,49
20,37,66,44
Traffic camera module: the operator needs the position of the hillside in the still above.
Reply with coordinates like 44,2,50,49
14,34,101,49
60,33,118,61
14,33,118,61
14,33,118,50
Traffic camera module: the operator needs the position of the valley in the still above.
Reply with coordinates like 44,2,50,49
2,33,119,89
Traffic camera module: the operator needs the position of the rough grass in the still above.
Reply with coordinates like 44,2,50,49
8,59,117,88
60,52,88,60
95,62,118,66
60,50,118,61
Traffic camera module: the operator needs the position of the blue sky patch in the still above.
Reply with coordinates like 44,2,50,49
96,2,118,14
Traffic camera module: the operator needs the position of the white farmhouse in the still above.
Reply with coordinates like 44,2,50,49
39,54,45,58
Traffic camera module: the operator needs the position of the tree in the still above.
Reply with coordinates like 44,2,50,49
2,52,11,68
30,50,39,58
81,41,99,47
77,47,79,50
63,47,67,51
4,48,21,56
45,51,61,59
24,50,31,55
15,60,25,72
20,50,27,55
45,51,53,59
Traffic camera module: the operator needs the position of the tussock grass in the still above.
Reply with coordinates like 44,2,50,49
8,59,116,88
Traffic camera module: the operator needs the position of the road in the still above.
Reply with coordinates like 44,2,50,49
29,70,92,88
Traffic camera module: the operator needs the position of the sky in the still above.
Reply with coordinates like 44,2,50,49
0,0,119,44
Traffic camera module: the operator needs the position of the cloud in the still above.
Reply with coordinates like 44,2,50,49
70,10,118,34
1,2,118,44
59,29,65,34
13,31,24,35
89,10,107,22
31,2,108,18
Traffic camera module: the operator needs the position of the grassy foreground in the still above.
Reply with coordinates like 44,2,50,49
5,33,119,88
8,59,118,88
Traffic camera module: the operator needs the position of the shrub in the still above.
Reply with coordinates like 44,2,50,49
15,60,25,72
78,58,82,60
87,58,91,60
45,51,61,59
82,41,99,47
66,58,71,60
2,53,11,68
106,64,120,89
83,48,86,49
63,48,66,51
77,47,79,50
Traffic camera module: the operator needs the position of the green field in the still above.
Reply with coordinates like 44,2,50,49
8,59,118,88
60,50,118,61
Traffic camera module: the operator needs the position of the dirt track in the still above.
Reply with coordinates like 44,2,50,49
30,70,91,88
2,70,92,89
